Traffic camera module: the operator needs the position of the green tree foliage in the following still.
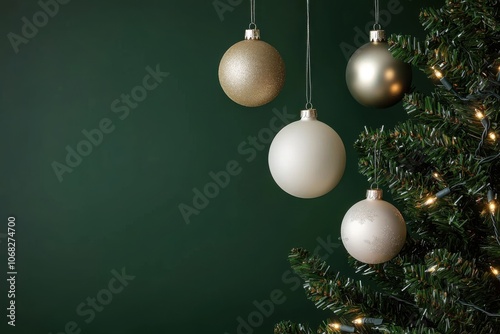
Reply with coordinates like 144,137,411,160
275,0,500,332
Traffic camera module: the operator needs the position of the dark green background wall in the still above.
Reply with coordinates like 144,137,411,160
0,0,434,333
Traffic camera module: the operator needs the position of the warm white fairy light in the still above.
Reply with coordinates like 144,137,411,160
488,190,497,214
352,318,383,325
490,201,497,214
475,109,485,120
432,172,444,182
424,196,437,206
490,266,500,281
330,323,341,330
329,323,355,332
434,68,443,79
426,264,438,273
422,188,451,207
431,67,454,91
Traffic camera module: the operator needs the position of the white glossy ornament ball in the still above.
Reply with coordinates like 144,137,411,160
219,29,285,107
268,109,346,198
341,189,406,264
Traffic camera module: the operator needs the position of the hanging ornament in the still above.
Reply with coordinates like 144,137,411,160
341,189,407,264
218,0,285,107
269,109,346,198
268,0,346,199
345,0,412,108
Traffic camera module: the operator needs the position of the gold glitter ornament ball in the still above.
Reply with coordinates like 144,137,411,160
346,30,412,109
219,29,285,107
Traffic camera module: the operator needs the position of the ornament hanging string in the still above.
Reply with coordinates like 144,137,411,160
371,126,384,190
305,0,313,109
249,0,256,29
373,0,381,30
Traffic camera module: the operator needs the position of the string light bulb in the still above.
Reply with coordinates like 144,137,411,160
490,266,500,281
434,68,443,79
491,266,499,276
431,66,469,101
475,109,492,155
426,264,438,273
423,187,451,206
432,171,444,182
476,109,485,120
432,67,453,90
490,202,497,214
353,318,383,325
424,196,437,206
488,190,497,214
328,323,355,333
489,132,497,141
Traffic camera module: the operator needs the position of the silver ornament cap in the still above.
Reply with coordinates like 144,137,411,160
300,109,318,120
366,188,383,200
245,29,260,40
369,30,386,42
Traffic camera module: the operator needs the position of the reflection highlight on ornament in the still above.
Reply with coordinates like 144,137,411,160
390,83,401,94
384,68,395,80
358,62,377,83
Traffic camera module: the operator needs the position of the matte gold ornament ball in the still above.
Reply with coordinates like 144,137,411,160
346,30,412,108
219,29,285,107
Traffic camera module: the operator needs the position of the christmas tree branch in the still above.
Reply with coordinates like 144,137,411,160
276,0,500,332
274,321,314,334
288,249,420,327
